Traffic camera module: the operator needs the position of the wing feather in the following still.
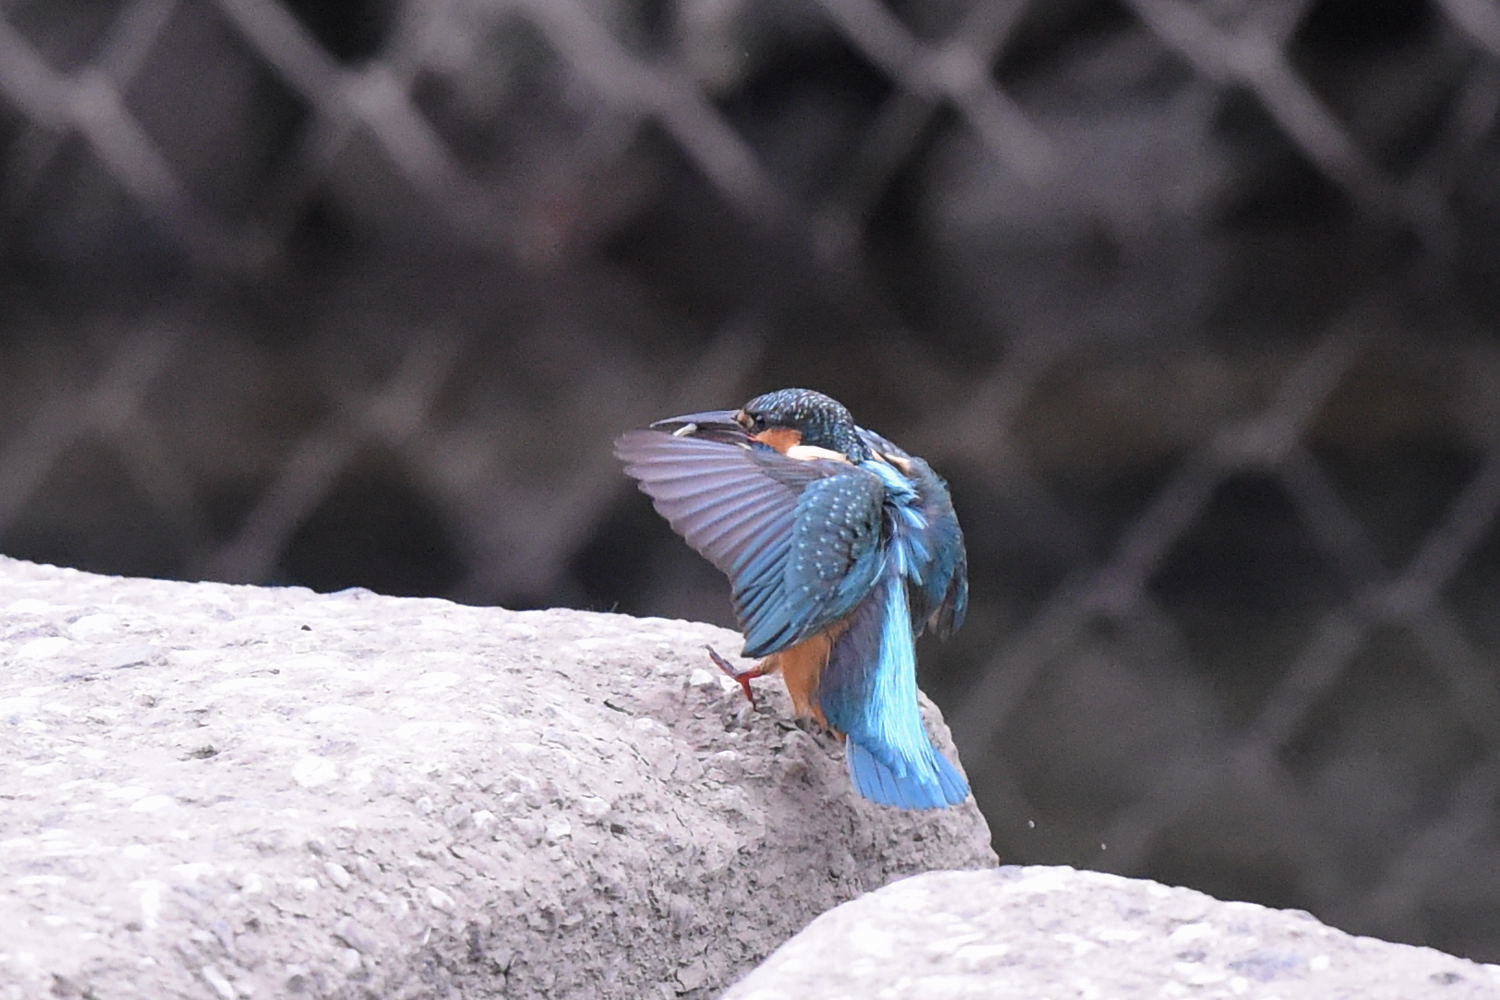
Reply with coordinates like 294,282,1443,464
615,428,887,658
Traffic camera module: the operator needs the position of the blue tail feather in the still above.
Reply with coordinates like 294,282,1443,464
846,738,969,810
821,570,971,810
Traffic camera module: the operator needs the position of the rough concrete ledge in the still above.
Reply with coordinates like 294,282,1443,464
0,557,995,1000
724,866,1500,1000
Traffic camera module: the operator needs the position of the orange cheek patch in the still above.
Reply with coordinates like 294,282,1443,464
752,427,803,454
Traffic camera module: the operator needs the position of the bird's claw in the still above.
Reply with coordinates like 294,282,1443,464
705,645,756,705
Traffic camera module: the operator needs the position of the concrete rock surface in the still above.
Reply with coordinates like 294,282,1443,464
724,866,1500,999
0,557,995,1000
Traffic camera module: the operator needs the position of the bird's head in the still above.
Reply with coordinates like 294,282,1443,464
734,388,869,461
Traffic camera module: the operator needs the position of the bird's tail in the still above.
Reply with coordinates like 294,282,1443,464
823,571,971,810
846,734,970,810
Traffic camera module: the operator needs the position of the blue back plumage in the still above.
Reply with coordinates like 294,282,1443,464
858,429,968,638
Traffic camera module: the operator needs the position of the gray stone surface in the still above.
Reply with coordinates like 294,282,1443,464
0,557,995,1000
724,866,1500,999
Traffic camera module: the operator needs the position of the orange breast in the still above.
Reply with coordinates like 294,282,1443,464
764,618,851,732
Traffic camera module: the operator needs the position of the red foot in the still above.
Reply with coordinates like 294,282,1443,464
705,645,757,705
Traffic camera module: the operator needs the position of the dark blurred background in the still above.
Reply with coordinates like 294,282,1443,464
3,0,1500,963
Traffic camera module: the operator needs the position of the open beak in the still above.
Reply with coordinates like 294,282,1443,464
648,408,747,441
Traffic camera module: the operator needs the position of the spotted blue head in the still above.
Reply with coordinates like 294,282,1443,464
735,388,871,462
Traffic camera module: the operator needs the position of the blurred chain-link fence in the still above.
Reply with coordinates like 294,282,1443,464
4,0,1500,964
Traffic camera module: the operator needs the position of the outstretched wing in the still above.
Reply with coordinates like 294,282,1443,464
615,429,887,657
859,428,968,637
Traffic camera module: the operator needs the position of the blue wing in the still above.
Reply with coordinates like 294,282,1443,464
615,429,886,658
820,568,970,810
858,427,968,637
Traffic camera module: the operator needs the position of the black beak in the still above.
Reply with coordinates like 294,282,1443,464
648,408,747,442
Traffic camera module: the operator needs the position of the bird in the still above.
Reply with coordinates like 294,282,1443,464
614,388,970,810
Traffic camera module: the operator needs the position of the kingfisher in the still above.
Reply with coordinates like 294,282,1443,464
615,388,970,810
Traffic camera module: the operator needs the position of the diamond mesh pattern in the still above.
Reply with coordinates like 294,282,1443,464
3,0,1499,962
